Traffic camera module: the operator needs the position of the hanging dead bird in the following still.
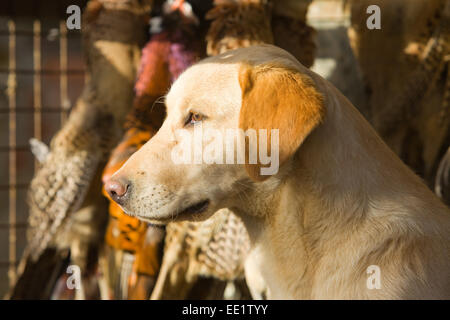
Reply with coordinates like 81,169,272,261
149,0,269,300
154,0,317,300
271,0,316,68
8,0,149,300
102,0,318,300
101,0,252,300
151,209,251,299
150,0,317,300
101,0,207,299
205,0,273,55
348,0,449,188
206,0,316,67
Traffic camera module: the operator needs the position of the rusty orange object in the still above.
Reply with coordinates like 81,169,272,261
102,129,154,254
101,36,172,285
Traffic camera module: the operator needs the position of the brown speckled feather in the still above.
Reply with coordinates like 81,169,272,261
205,0,273,55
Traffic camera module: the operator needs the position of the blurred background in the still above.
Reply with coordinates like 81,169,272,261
0,0,447,299
0,0,87,296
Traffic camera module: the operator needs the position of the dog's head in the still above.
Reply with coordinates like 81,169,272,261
105,45,325,224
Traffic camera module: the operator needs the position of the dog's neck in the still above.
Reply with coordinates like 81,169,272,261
234,84,401,237
231,84,432,298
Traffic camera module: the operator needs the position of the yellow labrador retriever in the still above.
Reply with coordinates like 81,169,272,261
105,45,450,299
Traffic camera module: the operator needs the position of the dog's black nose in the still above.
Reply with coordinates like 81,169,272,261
105,178,130,205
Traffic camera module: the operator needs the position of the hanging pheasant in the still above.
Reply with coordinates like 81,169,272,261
145,0,318,300
271,0,316,68
149,0,318,300
348,0,449,187
102,0,317,300
151,209,251,299
206,0,316,68
9,0,149,299
101,0,207,299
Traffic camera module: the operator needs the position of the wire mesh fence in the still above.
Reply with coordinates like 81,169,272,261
0,0,87,297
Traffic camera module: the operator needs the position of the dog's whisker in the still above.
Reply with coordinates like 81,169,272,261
150,95,167,113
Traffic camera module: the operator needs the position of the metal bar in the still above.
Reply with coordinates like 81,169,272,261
0,223,28,229
0,68,84,75
0,146,32,152
0,106,67,113
33,19,42,170
0,262,18,268
0,184,29,191
7,19,17,289
0,30,82,37
59,20,69,124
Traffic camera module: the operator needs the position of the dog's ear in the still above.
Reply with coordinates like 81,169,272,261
238,62,325,181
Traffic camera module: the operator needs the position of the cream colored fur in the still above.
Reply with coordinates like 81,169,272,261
111,45,450,299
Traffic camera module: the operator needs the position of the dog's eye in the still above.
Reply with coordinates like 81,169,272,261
185,112,204,126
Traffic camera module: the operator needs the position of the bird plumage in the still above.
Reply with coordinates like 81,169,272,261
9,0,148,299
101,5,205,299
